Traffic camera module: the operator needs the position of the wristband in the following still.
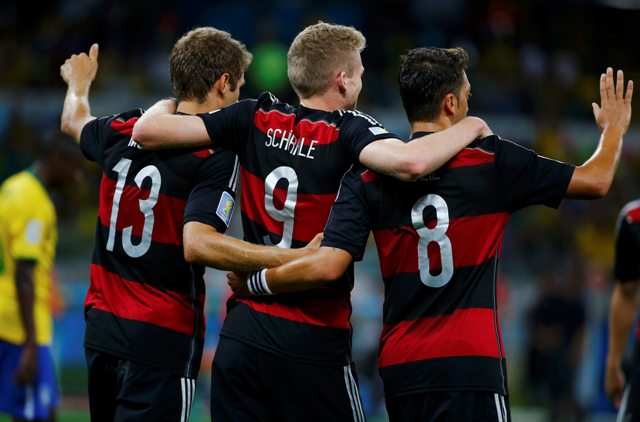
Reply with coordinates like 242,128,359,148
247,269,274,295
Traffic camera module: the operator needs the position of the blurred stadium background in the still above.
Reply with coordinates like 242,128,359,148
1,0,640,421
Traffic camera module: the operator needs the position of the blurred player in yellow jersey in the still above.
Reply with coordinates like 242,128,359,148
0,134,83,422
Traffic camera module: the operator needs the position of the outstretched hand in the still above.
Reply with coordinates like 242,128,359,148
592,67,633,133
60,43,99,94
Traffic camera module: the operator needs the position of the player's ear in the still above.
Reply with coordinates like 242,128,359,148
336,71,348,95
443,93,456,115
214,73,231,95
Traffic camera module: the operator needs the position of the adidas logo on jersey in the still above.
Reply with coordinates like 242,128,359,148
128,139,142,149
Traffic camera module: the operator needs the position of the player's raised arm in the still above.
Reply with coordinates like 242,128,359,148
131,99,211,149
60,43,99,142
566,68,633,198
359,116,491,181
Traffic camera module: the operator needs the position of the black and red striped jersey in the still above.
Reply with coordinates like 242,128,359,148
197,92,397,364
80,109,239,378
322,132,574,396
614,199,640,343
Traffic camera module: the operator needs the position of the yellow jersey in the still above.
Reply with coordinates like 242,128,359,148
0,169,57,345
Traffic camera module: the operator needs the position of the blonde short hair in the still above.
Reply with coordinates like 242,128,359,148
287,22,366,99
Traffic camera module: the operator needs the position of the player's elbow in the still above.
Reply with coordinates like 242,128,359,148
394,158,425,182
131,120,156,148
60,118,79,141
568,167,613,199
183,225,205,264
183,241,201,264
315,262,347,283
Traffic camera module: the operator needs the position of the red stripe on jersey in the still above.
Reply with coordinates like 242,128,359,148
254,109,340,146
85,264,205,337
98,174,185,245
110,117,138,136
234,296,351,329
636,322,640,342
361,169,378,183
374,212,509,278
191,148,214,158
445,147,495,170
378,307,503,367
239,166,336,243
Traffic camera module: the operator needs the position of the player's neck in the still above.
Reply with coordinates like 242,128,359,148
176,99,226,115
300,91,353,112
411,118,451,134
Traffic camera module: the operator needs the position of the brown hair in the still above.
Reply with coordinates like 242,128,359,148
287,22,365,99
398,47,469,123
170,27,252,103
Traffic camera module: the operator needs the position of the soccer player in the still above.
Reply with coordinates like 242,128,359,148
0,134,84,422
605,199,640,421
228,48,633,421
60,29,317,422
132,22,491,422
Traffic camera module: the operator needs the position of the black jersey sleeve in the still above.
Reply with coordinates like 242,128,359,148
339,110,398,161
183,148,239,233
197,98,257,154
79,116,111,166
321,167,371,261
614,205,640,282
79,110,142,167
494,136,575,211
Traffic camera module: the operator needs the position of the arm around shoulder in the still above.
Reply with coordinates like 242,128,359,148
132,100,211,149
359,116,491,181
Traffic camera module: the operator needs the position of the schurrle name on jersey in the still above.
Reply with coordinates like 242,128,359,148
265,128,317,160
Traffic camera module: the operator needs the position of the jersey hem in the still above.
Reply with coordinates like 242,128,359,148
219,332,350,367
83,341,198,378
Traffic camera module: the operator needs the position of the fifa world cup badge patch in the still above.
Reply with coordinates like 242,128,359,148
216,192,235,227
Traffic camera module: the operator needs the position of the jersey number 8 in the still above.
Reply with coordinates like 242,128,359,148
411,194,454,288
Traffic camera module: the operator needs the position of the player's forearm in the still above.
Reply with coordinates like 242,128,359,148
183,222,308,272
61,88,95,142
132,100,210,149
606,282,639,366
567,125,624,199
15,262,37,345
360,117,489,181
265,247,351,294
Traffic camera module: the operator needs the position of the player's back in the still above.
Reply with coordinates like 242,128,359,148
200,92,397,365
358,133,573,398
81,109,238,378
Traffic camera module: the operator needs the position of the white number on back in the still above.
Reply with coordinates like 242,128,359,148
264,166,298,248
106,158,161,258
411,194,454,287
